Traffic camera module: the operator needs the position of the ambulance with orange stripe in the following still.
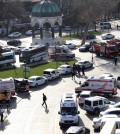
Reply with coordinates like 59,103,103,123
75,75,117,97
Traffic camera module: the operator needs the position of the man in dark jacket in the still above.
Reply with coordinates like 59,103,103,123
81,65,85,76
42,93,47,109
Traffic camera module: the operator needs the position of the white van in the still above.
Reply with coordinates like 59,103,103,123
58,93,80,127
99,22,111,29
43,68,60,80
79,91,92,105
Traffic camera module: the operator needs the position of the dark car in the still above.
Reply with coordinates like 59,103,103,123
79,44,92,52
65,126,90,134
7,39,21,47
86,34,96,40
14,78,29,92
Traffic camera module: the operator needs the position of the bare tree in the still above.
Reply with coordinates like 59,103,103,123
1,1,26,35
70,0,117,45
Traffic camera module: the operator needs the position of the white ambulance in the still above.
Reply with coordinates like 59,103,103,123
58,93,80,127
75,75,117,97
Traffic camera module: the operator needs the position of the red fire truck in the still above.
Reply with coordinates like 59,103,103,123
92,40,120,57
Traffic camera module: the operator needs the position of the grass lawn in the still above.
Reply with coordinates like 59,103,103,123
0,60,76,78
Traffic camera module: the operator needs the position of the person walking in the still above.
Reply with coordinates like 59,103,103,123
77,65,81,77
0,105,4,122
72,69,75,80
81,65,85,76
114,56,117,66
42,93,47,109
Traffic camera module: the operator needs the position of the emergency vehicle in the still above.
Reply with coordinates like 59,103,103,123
58,93,80,127
48,45,75,59
92,41,119,57
75,75,117,97
0,77,15,101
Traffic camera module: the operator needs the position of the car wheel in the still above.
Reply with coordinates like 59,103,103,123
65,71,68,74
94,109,100,115
35,83,38,87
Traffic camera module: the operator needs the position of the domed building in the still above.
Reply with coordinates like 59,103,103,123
31,0,63,45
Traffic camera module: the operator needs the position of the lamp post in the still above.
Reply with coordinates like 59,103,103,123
91,43,93,62
24,60,27,79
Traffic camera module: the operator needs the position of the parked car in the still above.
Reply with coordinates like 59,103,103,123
7,39,21,47
25,30,32,36
99,22,111,29
57,64,72,75
117,76,120,88
84,96,115,114
8,32,22,38
86,34,96,40
43,69,61,80
79,44,92,52
64,43,76,49
75,60,93,68
93,114,118,130
65,126,90,134
28,76,48,87
100,108,120,117
101,33,115,40
79,91,92,105
109,102,120,109
64,26,71,31
14,78,29,92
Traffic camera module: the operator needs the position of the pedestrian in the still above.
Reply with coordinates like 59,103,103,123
114,56,117,66
81,65,85,76
42,93,47,109
72,69,75,80
77,65,81,77
0,105,4,122
117,25,119,30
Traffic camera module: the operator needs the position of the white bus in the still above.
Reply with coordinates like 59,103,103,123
0,51,16,66
19,44,48,63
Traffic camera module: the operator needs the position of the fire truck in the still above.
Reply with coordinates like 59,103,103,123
92,40,120,57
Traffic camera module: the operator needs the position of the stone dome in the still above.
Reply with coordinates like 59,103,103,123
32,0,61,17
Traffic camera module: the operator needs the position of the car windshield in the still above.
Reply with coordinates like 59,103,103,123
43,71,50,75
61,107,77,115
59,66,65,69
28,78,36,81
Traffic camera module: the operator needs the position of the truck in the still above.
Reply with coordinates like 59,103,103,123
0,77,15,102
75,75,117,97
58,93,80,127
48,45,75,59
92,41,119,57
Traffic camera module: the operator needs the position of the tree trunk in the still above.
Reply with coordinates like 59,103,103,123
81,22,90,45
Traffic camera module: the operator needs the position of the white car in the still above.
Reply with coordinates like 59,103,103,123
64,43,76,49
109,102,120,109
25,30,32,36
57,64,72,75
64,26,71,31
100,108,120,117
43,68,61,80
101,33,115,40
93,114,118,129
8,32,22,38
75,60,93,68
28,76,48,87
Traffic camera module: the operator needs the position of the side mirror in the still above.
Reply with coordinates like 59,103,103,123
78,111,80,114
58,111,61,114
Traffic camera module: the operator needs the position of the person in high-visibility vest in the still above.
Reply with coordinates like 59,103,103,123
25,83,29,92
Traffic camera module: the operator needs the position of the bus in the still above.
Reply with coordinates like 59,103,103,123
19,44,48,63
0,51,16,66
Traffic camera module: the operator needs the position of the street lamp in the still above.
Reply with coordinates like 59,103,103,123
24,60,27,79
